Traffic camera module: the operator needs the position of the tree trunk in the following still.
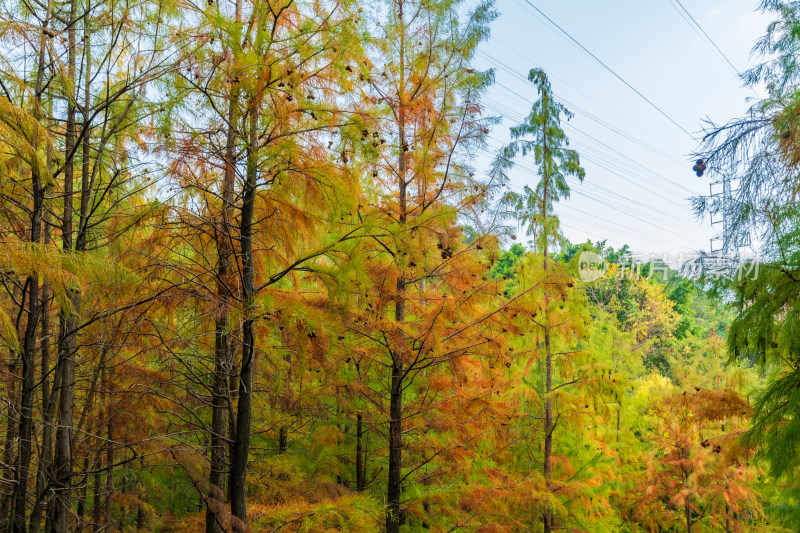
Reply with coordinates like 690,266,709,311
386,350,403,533
1,370,16,530
230,102,260,532
13,268,41,533
542,327,553,533
355,414,365,492
50,0,80,527
725,504,731,533
76,457,88,528
227,362,237,505
12,178,44,533
31,261,54,533
0,293,22,531
92,449,101,533
1,342,18,530
540,105,555,533
278,427,288,454
207,318,230,533
205,5,239,530
11,74,48,532
684,500,692,533
385,191,405,522
386,12,407,526
10,2,53,529
104,367,115,529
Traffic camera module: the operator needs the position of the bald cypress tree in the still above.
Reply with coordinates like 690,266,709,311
695,1,800,526
493,68,585,533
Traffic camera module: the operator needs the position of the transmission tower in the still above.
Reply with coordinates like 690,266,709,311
707,174,750,253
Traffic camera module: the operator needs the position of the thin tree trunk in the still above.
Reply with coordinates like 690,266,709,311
230,100,260,532
725,504,731,533
76,457,88,528
278,428,288,454
92,448,101,533
30,261,55,533
386,8,407,527
50,0,80,527
684,500,692,533
2,347,18,530
12,270,41,533
227,365,237,504
206,61,237,531
1,296,23,524
207,321,230,533
136,457,144,531
12,172,43,533
137,503,144,531
542,325,553,533
387,351,403,533
30,23,55,527
541,111,555,533
10,2,52,528
223,5,243,510
355,414,364,492
104,366,115,529
206,94,236,528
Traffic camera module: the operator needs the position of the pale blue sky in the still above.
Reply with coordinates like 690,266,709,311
475,0,769,257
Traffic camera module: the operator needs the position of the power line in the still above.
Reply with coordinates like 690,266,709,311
479,102,707,247
560,222,627,248
667,0,740,78
485,38,682,158
504,178,694,249
477,49,688,170
482,133,702,244
482,85,695,196
501,154,698,243
481,103,690,216
482,116,692,216
518,0,695,138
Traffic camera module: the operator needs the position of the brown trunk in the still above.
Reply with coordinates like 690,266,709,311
76,457,88,527
541,118,554,533
10,2,52,529
227,364,237,504
685,500,692,533
207,318,230,533
92,448,101,532
386,348,403,533
30,237,54,533
1,340,18,530
386,1,409,528
11,71,48,533
206,4,239,530
386,9,407,526
50,0,81,527
104,367,115,528
12,166,45,533
12,253,42,533
725,504,731,533
135,458,145,531
355,414,365,491
223,4,243,511
230,100,260,532
542,326,553,533
278,427,288,454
